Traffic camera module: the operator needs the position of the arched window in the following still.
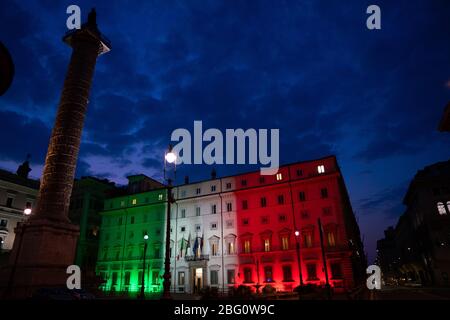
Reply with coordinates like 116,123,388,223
447,201,450,213
437,202,447,215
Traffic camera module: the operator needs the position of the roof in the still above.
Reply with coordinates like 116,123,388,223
0,168,40,190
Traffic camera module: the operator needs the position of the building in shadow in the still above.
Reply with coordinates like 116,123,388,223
377,159,450,286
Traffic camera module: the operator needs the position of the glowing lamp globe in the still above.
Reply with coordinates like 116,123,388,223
144,234,149,240
295,230,300,237
24,208,32,215
165,151,177,164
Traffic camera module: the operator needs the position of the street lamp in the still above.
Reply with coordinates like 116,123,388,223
139,232,149,299
294,230,304,286
162,145,177,300
24,208,31,215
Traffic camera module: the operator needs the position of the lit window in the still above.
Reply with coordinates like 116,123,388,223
318,165,325,174
211,243,218,256
276,173,283,181
244,240,251,253
327,232,336,247
282,236,289,250
158,194,163,200
132,199,137,205
264,238,271,252
228,241,235,254
264,266,273,282
437,202,447,215
303,233,312,248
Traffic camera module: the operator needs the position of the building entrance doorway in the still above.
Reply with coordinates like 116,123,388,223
193,267,203,293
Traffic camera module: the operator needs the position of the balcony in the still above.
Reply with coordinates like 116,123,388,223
185,254,209,262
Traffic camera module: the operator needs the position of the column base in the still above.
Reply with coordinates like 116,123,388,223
0,218,79,299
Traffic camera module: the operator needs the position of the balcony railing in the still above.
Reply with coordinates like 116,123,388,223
185,254,209,262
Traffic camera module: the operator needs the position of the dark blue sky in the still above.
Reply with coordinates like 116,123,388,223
1,0,450,261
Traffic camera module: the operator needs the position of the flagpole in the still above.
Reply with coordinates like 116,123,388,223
318,218,331,300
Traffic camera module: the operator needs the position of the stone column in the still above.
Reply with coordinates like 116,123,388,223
0,9,111,299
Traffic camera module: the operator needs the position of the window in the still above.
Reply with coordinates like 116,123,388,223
120,200,125,207
260,197,267,207
211,243,218,256
211,222,218,230
25,201,32,209
226,202,232,212
331,263,343,279
132,198,137,205
6,197,13,208
296,169,303,177
244,240,251,253
128,231,134,239
226,220,234,228
211,204,217,214
261,216,269,224
178,272,185,286
299,192,306,201
181,226,186,232
259,177,265,184
307,264,317,280
242,200,248,210
196,207,201,216
211,185,216,192
244,268,252,283
210,270,219,285
0,219,7,227
196,188,201,195
228,241,235,254
321,188,328,199
264,238,271,252
322,207,332,216
226,183,232,189
283,265,293,281
277,195,284,204
303,233,312,248
437,202,447,215
276,173,283,181
195,224,201,232
317,165,325,174
242,218,249,226
118,217,123,225
447,201,450,213
264,266,273,282
281,236,289,250
158,194,163,200
227,269,235,284
301,210,309,219
327,232,336,247
241,180,247,186
130,216,135,224
278,214,287,222
180,209,186,218
154,247,161,258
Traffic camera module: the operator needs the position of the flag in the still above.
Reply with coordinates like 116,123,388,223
200,233,204,253
180,238,185,258
193,236,199,256
185,233,191,256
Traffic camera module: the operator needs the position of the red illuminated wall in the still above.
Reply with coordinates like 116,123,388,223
232,156,365,292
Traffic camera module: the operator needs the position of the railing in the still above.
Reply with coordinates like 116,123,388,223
185,254,209,262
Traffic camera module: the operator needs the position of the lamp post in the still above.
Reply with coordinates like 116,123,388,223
139,233,149,299
162,145,177,300
294,230,304,286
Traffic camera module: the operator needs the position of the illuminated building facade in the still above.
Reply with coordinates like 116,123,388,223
96,156,366,295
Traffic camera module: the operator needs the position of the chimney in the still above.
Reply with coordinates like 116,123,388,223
211,168,217,180
184,176,189,184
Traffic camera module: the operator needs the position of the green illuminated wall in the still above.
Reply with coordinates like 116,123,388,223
96,187,167,295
